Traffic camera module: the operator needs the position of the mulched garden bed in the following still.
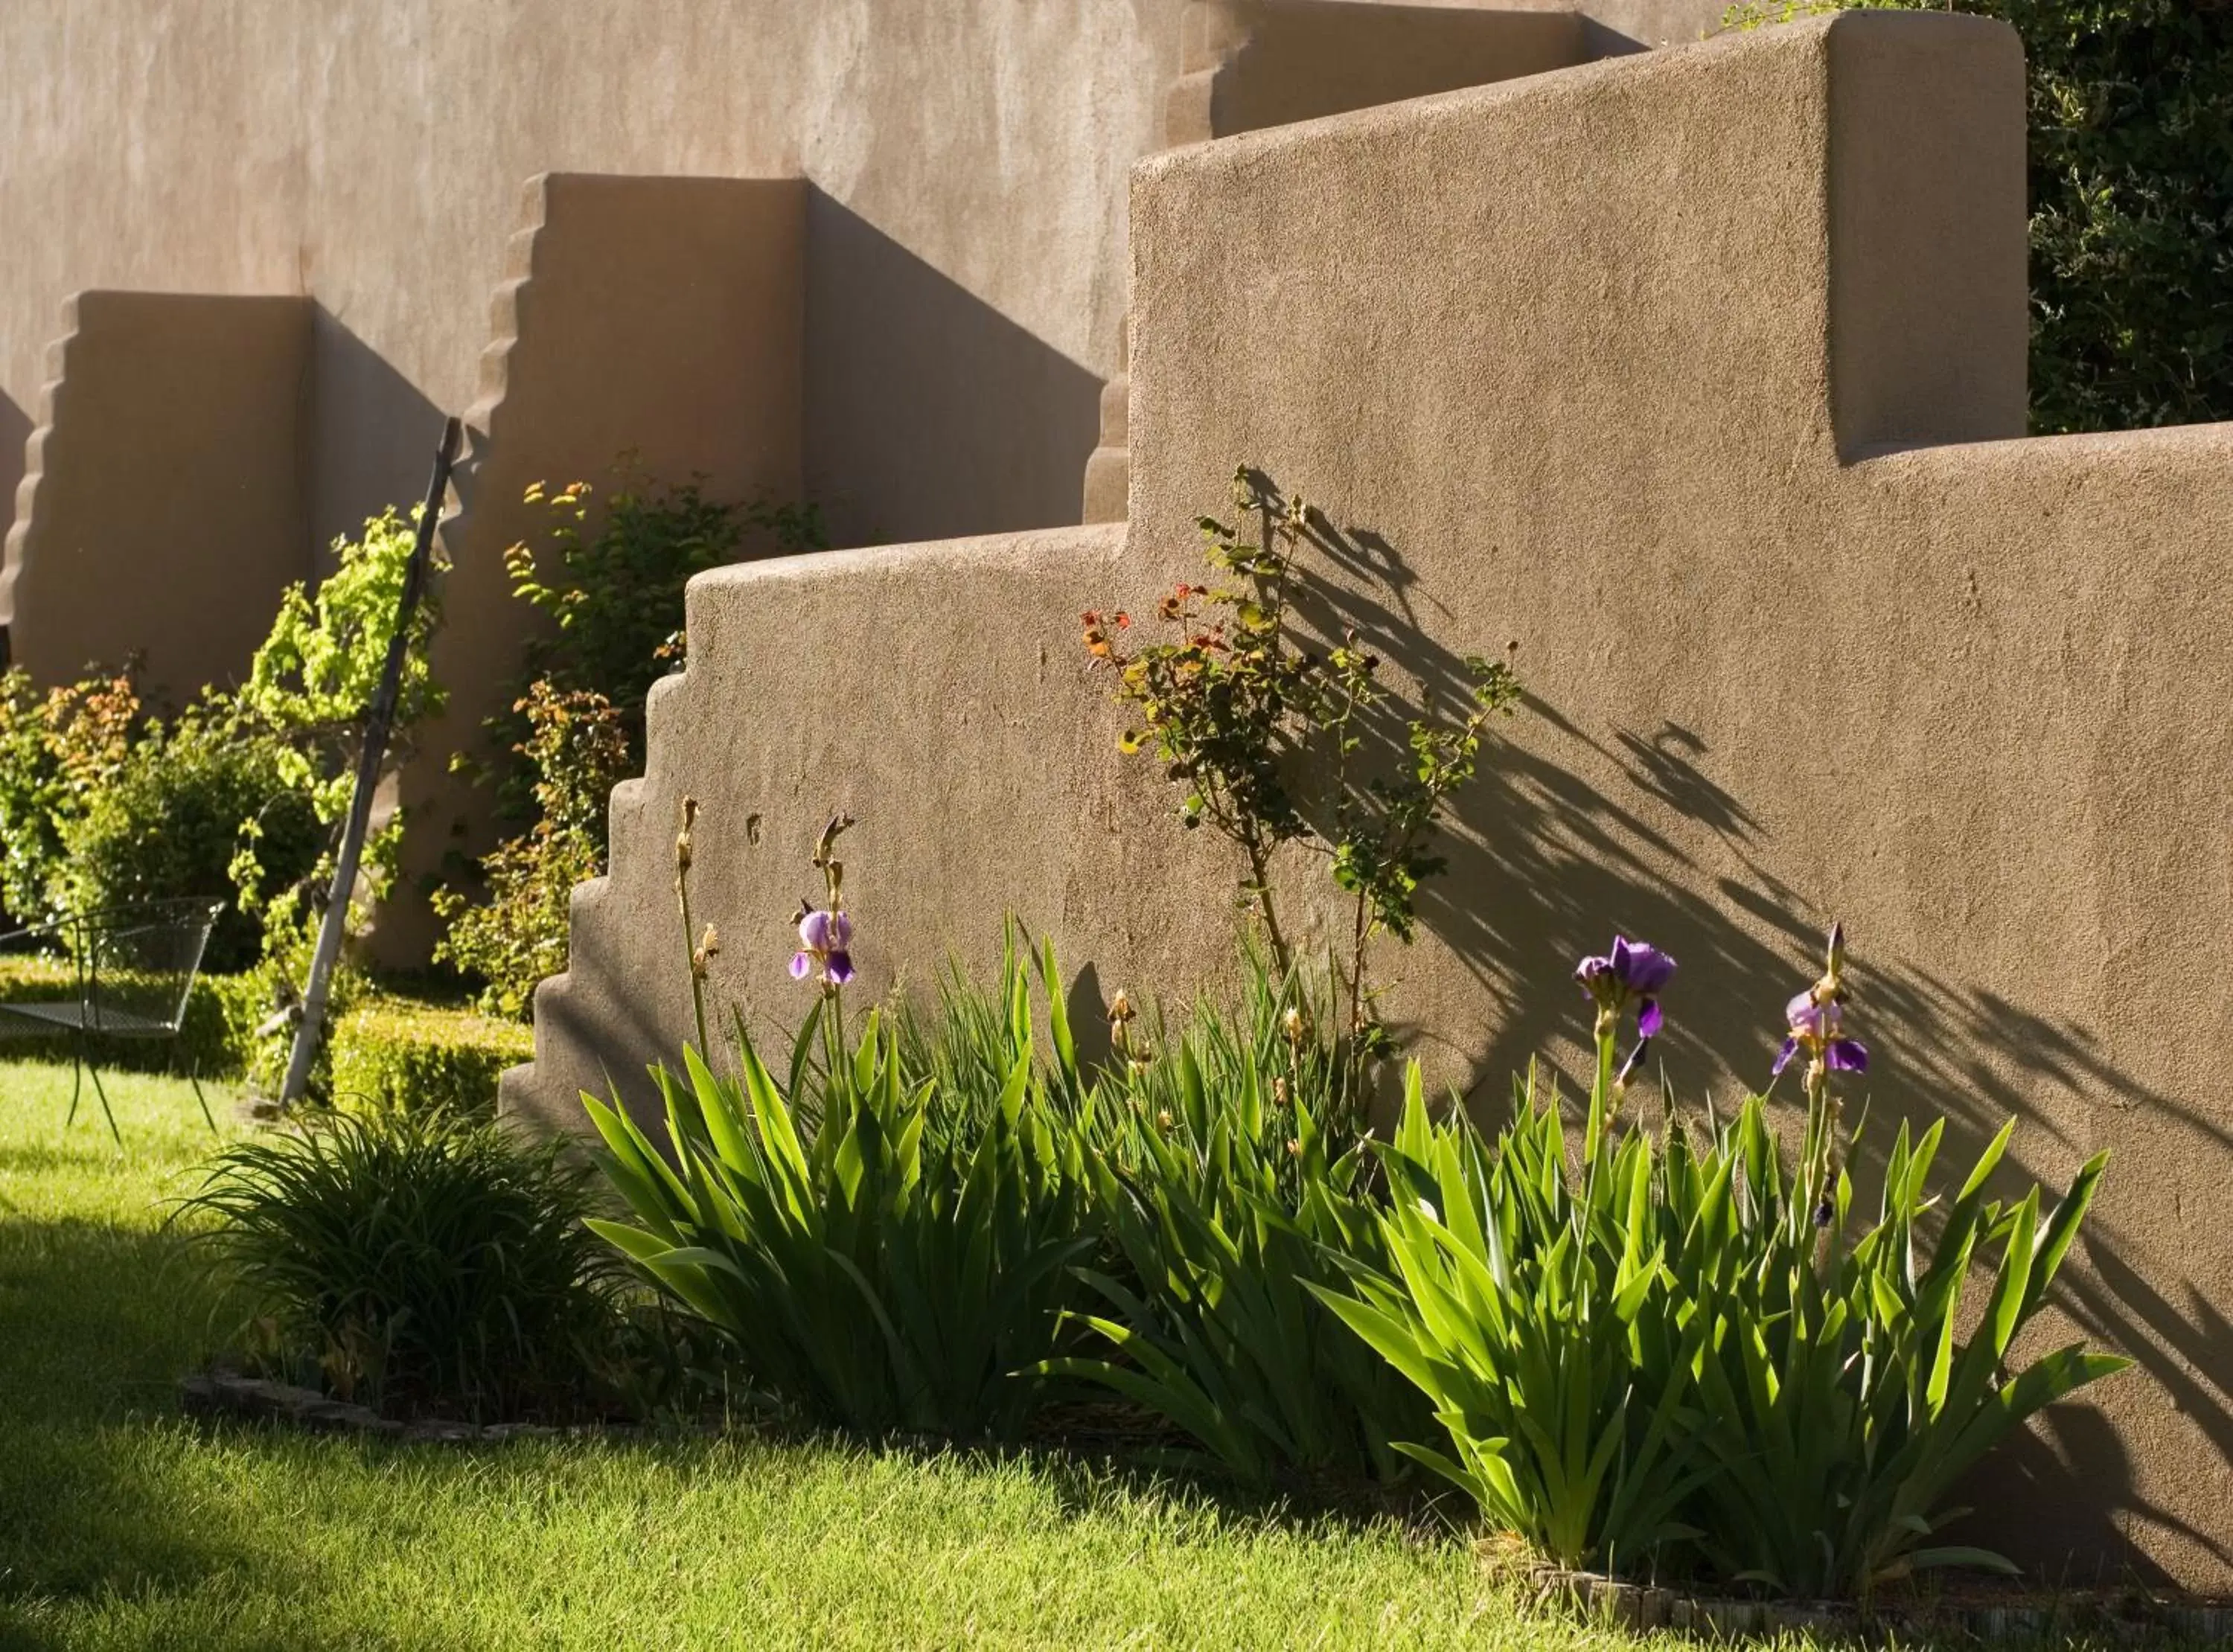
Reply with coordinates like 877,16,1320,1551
178,1370,598,1444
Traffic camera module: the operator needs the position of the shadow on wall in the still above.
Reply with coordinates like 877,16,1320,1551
0,391,29,569
1252,473,2230,1586
1581,21,1649,57
307,306,446,568
804,187,1105,550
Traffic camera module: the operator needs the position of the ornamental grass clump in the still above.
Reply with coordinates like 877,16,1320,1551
1320,926,2127,1595
183,1109,620,1421
581,805,1097,1439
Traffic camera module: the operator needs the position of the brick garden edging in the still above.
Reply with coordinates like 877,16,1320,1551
179,1371,566,1444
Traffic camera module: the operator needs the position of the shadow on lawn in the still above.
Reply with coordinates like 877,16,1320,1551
0,1213,263,1617
0,1209,395,1652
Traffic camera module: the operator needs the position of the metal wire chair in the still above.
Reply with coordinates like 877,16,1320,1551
0,898,226,1144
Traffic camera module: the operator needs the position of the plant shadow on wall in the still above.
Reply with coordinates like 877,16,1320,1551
1138,467,2230,1580
304,307,447,562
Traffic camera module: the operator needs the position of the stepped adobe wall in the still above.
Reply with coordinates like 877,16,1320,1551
502,15,2233,1589
0,0,1643,952
0,292,311,705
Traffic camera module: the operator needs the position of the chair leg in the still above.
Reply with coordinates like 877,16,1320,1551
189,1060,218,1135
83,1046,121,1148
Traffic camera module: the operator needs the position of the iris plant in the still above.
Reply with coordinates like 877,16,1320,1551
1774,921,1866,1078
790,813,858,992
1574,934,1675,1157
1773,922,1866,1235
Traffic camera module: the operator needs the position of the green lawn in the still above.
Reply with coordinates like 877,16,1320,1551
0,1061,2143,1650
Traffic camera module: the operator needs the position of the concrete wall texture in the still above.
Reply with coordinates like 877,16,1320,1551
385,172,808,962
503,15,2233,1587
0,0,1172,561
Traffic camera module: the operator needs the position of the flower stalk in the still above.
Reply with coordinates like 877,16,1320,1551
674,795,708,1054
1774,922,1868,1272
790,812,859,1069
1574,935,1675,1165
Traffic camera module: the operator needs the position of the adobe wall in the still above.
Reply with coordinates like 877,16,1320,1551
0,292,311,708
0,0,1622,961
1085,1,1600,518
504,15,2233,1588
0,0,1190,563
0,0,1636,574
377,173,808,962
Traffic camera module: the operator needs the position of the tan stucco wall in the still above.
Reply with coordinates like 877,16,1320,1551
505,16,2233,1586
0,0,1190,563
0,292,311,708
0,0,1682,574
0,0,1620,961
1581,0,1734,48
1086,1,1594,520
1168,2,1585,141
370,173,807,963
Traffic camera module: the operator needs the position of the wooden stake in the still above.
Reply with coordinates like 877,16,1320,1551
278,417,462,1110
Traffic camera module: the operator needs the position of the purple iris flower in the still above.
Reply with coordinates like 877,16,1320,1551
791,907,856,987
1575,935,1676,1038
1773,990,1867,1076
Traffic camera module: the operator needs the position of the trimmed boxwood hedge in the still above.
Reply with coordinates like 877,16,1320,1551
0,962,531,1119
328,1001,535,1119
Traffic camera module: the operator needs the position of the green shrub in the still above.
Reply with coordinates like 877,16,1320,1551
501,467,825,800
0,668,138,925
431,682,630,1019
328,999,534,1118
5,504,443,1012
435,467,821,1015
183,1110,621,1421
1724,0,2233,434
58,698,323,974
234,505,447,967
1086,468,1518,1058
176,971,272,1080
